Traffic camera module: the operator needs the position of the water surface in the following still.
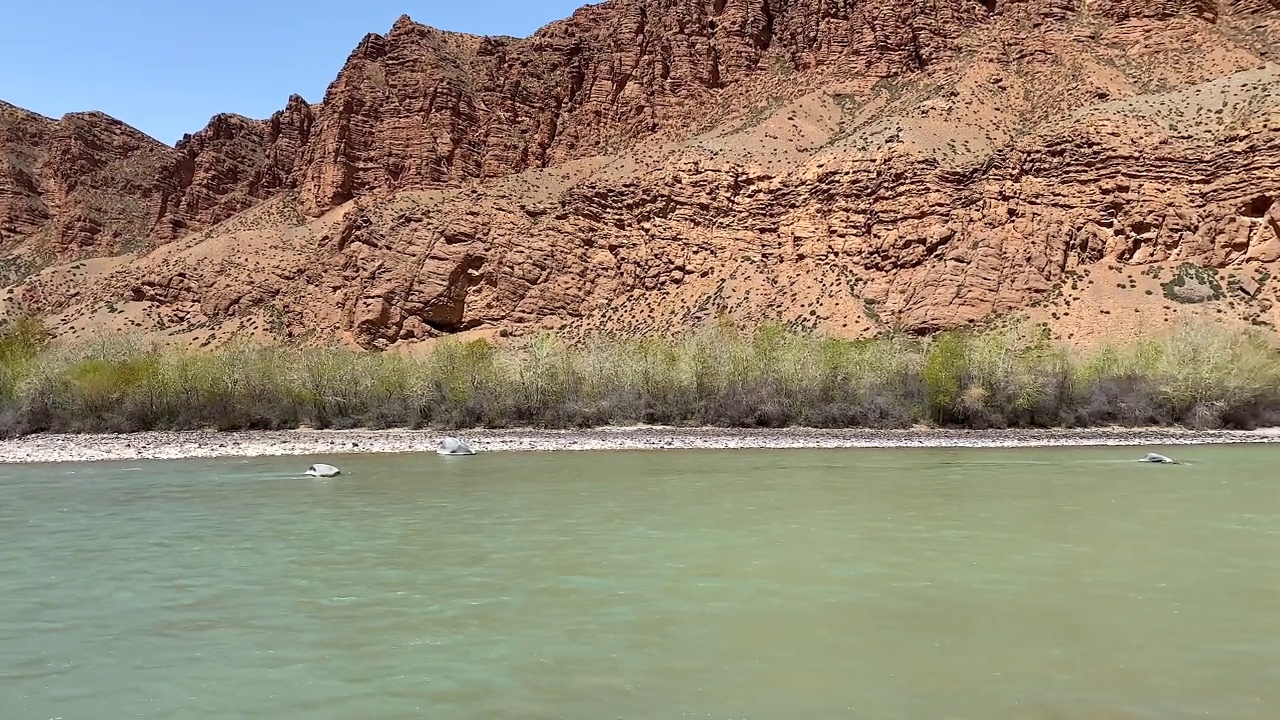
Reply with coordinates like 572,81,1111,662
2,445,1278,719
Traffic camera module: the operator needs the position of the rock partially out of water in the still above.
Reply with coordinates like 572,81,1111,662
304,463,341,477
437,437,476,456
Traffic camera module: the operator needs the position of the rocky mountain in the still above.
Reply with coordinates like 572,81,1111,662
3,0,1280,348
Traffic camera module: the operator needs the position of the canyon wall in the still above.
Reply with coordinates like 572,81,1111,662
2,0,1279,346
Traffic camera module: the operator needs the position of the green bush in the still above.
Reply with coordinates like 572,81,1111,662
1,318,1278,436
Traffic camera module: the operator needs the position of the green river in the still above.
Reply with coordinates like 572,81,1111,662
1,445,1278,719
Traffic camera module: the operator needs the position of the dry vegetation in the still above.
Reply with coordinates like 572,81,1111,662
2,316,1279,437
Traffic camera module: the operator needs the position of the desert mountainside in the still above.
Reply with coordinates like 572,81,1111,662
3,0,1280,349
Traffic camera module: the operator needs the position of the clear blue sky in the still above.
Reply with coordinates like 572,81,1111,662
0,0,586,145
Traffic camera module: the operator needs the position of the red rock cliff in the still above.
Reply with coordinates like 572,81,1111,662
3,0,1280,348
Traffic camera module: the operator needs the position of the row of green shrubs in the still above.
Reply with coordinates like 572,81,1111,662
2,316,1279,436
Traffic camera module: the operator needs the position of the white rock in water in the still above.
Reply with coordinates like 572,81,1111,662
437,437,476,456
304,463,342,477
1139,452,1176,464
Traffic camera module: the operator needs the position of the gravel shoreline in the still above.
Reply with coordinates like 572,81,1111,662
2,426,1279,464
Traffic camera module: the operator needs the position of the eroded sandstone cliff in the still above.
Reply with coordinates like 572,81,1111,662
3,0,1280,348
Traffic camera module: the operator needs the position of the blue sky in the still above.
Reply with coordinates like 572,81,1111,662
1,0,586,144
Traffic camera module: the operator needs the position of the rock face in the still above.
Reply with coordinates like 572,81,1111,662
3,0,1280,347
158,95,317,239
291,1,982,213
0,96,316,262
1,103,173,260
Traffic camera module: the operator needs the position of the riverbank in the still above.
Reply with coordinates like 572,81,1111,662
2,426,1278,463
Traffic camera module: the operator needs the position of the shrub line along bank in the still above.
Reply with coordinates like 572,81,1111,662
1,317,1278,436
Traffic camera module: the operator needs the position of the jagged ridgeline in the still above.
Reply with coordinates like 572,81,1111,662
2,0,1279,348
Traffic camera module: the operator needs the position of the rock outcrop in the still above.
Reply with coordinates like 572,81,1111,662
1,103,173,260
0,96,318,262
3,0,1280,347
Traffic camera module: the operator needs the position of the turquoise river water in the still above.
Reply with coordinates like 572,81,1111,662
1,444,1278,719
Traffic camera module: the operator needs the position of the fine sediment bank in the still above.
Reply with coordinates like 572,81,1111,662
2,427,1278,464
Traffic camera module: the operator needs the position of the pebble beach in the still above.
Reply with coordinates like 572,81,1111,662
2,426,1278,464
